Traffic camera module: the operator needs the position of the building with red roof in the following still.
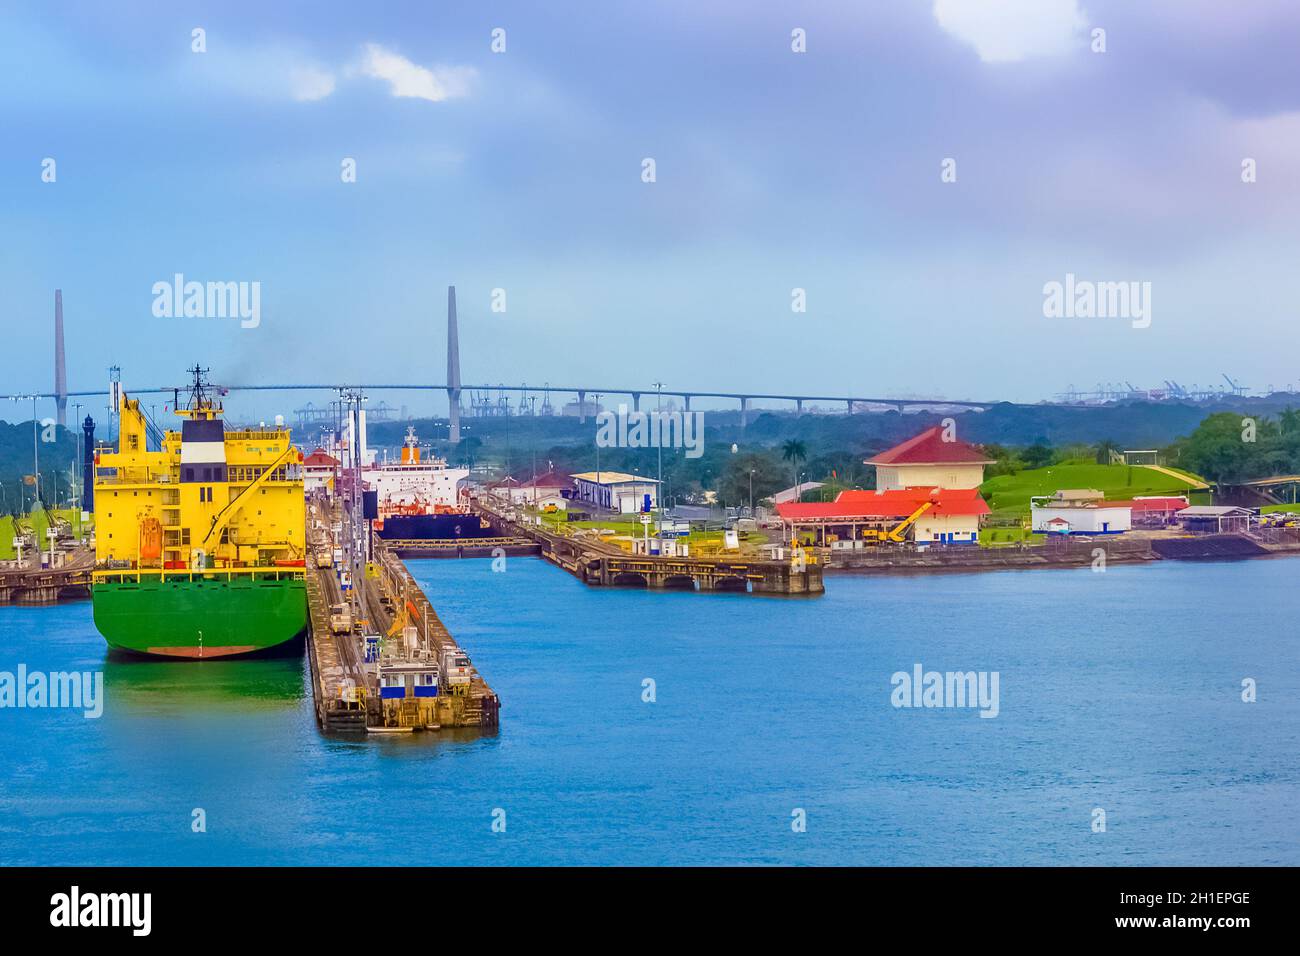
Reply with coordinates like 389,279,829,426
302,448,340,495
508,469,577,509
865,425,994,491
776,486,989,548
518,470,575,493
1104,496,1189,526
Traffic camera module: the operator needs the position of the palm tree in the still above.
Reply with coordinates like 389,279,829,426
782,439,807,498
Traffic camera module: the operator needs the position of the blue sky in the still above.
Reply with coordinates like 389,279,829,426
2,0,1299,423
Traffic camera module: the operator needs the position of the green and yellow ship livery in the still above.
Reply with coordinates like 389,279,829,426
92,368,308,658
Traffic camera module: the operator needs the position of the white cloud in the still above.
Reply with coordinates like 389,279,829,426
355,43,475,102
192,45,337,103
190,42,474,106
290,65,336,102
933,0,1088,63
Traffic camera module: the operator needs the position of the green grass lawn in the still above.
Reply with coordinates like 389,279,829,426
979,526,1036,546
980,463,1209,519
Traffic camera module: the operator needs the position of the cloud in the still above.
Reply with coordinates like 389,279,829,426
355,43,475,102
933,0,1088,63
190,45,337,103
188,42,472,106
289,65,336,102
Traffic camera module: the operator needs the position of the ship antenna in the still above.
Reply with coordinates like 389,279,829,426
186,364,212,410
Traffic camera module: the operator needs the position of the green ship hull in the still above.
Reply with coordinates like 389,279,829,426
92,575,308,659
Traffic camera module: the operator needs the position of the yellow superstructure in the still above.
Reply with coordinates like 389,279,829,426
94,383,305,573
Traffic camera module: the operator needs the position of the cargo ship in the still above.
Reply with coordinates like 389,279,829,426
91,367,308,658
366,427,494,542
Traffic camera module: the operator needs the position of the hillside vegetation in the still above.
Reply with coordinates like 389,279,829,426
980,463,1209,517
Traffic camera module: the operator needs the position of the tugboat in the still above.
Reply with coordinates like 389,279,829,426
90,366,308,658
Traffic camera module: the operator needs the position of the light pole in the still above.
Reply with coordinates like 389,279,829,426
30,395,40,513
653,381,664,522
72,401,82,533
749,468,755,516
8,398,22,513
592,392,602,512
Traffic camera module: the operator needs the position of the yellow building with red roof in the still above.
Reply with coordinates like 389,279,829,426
775,426,993,548
866,425,994,491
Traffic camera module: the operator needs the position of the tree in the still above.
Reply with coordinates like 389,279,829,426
1178,412,1279,485
458,435,483,469
781,439,808,496
1094,439,1121,465
1021,442,1054,469
717,452,787,508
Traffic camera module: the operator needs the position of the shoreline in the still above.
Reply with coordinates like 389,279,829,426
821,532,1300,577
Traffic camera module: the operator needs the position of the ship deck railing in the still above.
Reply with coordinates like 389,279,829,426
380,536,534,549
223,428,291,441
94,470,303,486
92,567,306,583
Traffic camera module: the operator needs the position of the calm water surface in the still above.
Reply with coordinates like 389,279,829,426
1,557,1296,865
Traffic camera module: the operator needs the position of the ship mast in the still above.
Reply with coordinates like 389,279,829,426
175,365,221,420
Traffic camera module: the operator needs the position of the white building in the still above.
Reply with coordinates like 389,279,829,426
571,472,659,513
1031,489,1132,535
772,481,825,504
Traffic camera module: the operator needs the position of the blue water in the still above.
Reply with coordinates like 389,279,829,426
1,557,1297,865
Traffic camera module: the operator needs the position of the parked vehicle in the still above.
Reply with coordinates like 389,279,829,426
440,645,472,688
329,603,353,635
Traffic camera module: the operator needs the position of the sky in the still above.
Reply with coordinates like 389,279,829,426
2,0,1299,424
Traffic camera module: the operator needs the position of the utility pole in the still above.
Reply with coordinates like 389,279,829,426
72,401,82,532
340,386,367,631
31,395,39,512
653,381,664,522
593,393,602,511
